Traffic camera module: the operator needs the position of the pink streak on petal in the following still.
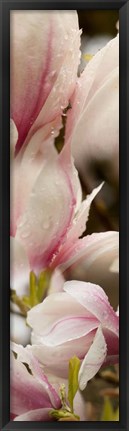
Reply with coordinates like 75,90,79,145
14,28,52,155
41,316,99,346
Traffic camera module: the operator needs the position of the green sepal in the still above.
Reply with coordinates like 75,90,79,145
49,409,80,421
10,289,29,316
10,269,52,315
68,356,81,413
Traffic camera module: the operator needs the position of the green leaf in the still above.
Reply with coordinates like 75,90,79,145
11,269,52,315
101,397,119,421
68,356,80,413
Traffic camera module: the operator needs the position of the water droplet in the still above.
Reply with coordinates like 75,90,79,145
21,230,31,239
43,220,50,229
51,127,55,135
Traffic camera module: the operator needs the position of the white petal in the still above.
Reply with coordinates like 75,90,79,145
16,145,78,270
64,280,119,336
79,326,107,390
27,292,88,336
52,183,103,268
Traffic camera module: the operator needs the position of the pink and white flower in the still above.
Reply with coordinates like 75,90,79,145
27,280,119,384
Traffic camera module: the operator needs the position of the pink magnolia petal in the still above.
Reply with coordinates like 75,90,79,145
71,67,119,180
65,35,119,144
11,120,59,234
64,281,119,336
84,36,119,103
14,408,52,421
10,351,53,416
37,317,98,347
11,342,60,409
52,182,103,268
79,326,107,390
16,145,78,270
30,330,96,378
56,231,119,273
30,28,81,147
27,292,89,336
10,11,81,154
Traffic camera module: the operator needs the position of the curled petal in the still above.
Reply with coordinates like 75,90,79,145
27,292,92,338
30,330,96,378
79,326,107,390
56,231,119,309
56,231,119,272
10,351,53,416
11,342,61,409
52,183,103,268
64,281,119,336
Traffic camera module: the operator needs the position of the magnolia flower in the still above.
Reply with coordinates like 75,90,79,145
65,35,119,191
10,343,87,421
27,280,119,385
10,10,81,155
10,128,119,344
10,123,119,345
